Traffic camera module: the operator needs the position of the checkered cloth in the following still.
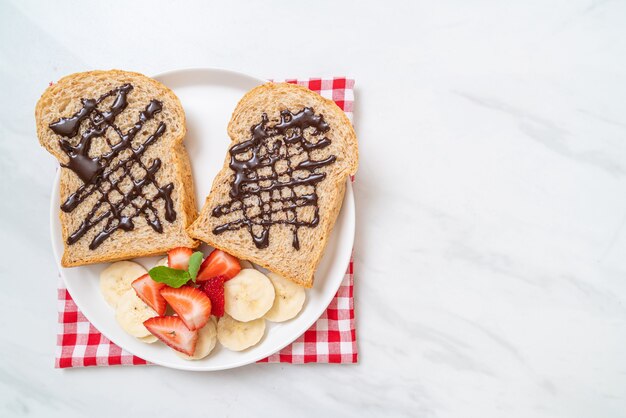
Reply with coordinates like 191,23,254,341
55,77,358,368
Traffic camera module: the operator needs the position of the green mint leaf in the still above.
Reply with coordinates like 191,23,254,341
148,266,191,288
188,251,204,282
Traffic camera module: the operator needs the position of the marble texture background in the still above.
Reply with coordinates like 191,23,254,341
1,0,625,417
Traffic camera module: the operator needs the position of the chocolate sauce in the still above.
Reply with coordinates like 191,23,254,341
49,84,177,250
211,107,336,250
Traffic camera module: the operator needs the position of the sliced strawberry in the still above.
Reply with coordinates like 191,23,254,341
196,249,241,282
168,247,193,270
144,316,198,356
199,276,225,317
132,274,167,315
160,286,212,330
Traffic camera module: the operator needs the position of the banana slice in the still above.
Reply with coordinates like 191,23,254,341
100,261,147,308
264,272,306,322
176,320,217,360
139,334,158,344
239,260,254,269
217,314,265,351
115,290,156,338
154,256,169,267
224,269,275,322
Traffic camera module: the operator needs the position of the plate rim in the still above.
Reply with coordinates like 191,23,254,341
49,67,355,371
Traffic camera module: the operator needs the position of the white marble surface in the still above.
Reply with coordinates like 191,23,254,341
1,0,625,416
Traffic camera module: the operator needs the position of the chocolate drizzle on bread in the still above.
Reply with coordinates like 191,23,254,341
48,84,177,250
211,107,336,250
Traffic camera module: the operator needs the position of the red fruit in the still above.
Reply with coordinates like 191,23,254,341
199,276,225,317
160,286,212,330
196,250,241,282
168,247,193,270
132,274,167,316
144,316,198,356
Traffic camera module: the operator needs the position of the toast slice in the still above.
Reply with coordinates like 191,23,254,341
36,70,198,267
188,83,358,287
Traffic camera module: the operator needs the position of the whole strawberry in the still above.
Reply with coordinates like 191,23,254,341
200,276,226,317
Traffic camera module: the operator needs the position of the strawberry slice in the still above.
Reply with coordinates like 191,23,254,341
160,286,212,330
132,274,167,315
144,316,198,356
199,276,225,317
196,250,241,282
168,247,193,270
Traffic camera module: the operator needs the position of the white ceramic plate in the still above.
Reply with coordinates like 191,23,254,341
50,68,355,371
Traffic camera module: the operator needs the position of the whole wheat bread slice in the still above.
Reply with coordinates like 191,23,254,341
187,82,358,287
36,70,198,267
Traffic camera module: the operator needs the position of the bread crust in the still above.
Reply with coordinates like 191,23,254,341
37,70,198,267
188,82,357,287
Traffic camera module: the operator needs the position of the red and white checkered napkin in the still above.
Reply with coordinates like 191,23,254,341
55,77,358,368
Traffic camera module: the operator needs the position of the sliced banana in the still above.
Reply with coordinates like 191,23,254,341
239,260,254,269
217,314,265,351
100,261,147,308
154,256,169,267
115,290,156,338
176,320,217,360
264,272,306,322
224,269,275,322
139,334,158,344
